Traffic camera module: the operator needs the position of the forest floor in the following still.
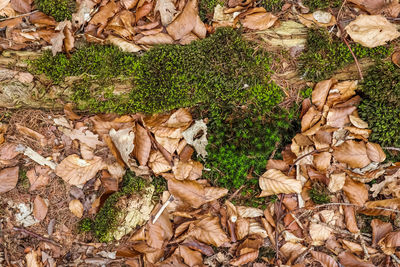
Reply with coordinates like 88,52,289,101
2,0,400,266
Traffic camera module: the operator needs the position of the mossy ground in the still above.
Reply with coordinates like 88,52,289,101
34,0,76,21
303,0,342,11
299,28,391,82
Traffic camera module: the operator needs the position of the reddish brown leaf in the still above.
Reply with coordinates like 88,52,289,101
33,195,48,221
311,251,339,267
342,177,368,206
10,0,31,13
343,206,359,233
333,140,371,168
348,0,387,14
361,198,400,216
181,237,214,256
366,142,386,163
29,11,56,26
371,219,393,247
0,166,18,193
135,1,153,22
379,231,400,255
230,251,258,266
338,251,374,267
134,124,151,166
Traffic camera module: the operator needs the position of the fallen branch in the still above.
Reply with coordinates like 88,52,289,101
13,227,62,247
0,10,38,22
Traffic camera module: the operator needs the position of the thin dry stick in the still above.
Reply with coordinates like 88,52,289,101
13,227,62,247
314,202,400,214
275,193,284,262
358,233,370,260
152,195,174,224
0,10,38,21
391,254,400,265
383,147,400,152
227,184,246,202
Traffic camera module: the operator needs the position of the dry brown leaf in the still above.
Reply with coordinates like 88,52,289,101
348,0,388,14
134,124,151,166
33,195,48,221
343,206,359,233
69,199,84,218
172,159,202,180
371,219,393,247
298,12,336,28
345,15,400,48
301,106,322,132
310,221,333,246
16,124,47,147
204,186,228,202
266,159,289,171
342,177,368,206
310,251,339,267
392,50,400,67
338,251,374,267
313,152,331,172
312,79,335,110
66,127,103,149
121,0,138,9
366,142,386,163
181,237,214,256
107,35,142,52
27,165,51,191
0,166,18,193
235,217,249,240
190,216,229,247
379,231,400,255
237,206,263,218
154,0,177,26
280,242,307,265
55,155,106,185
136,1,153,22
137,32,174,45
241,8,277,30
26,249,43,267
63,103,81,120
349,115,368,129
333,140,371,168
166,0,205,40
168,178,205,208
10,0,31,13
179,245,203,267
29,11,56,26
361,198,400,216
259,169,302,197
326,106,356,128
89,0,120,30
148,205,173,249
230,251,258,266
148,150,171,174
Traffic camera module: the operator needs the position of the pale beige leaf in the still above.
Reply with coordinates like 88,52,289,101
0,0,10,10
333,140,371,168
248,219,268,238
326,106,357,128
182,120,208,158
26,250,43,267
179,245,203,267
259,169,302,197
366,142,386,163
155,136,180,154
55,155,106,185
310,251,339,267
65,127,103,149
148,150,172,174
204,186,228,202
33,195,48,221
338,251,374,267
134,124,151,166
154,0,177,26
342,177,368,206
69,199,84,218
345,15,400,48
190,216,229,247
341,239,377,254
0,166,18,193
313,152,331,172
235,217,249,240
109,128,135,167
137,32,174,45
349,115,368,129
121,0,138,9
237,206,263,218
310,222,333,245
312,79,335,110
107,35,142,52
27,165,50,191
172,159,202,180
372,219,393,247
241,8,277,30
298,13,336,28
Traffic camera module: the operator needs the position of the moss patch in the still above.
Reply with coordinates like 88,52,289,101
299,28,391,82
309,182,330,204
262,0,284,12
35,0,76,21
303,0,342,11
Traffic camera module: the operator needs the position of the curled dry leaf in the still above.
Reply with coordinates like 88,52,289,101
179,245,203,267
310,251,339,267
371,219,393,247
189,216,229,247
342,177,368,206
280,242,307,265
65,127,103,149
33,195,48,221
341,239,378,254
338,251,374,267
137,32,174,45
333,140,371,168
312,79,335,110
148,205,173,249
10,0,31,13
69,199,84,218
230,250,258,266
107,35,142,53
366,142,386,163
348,0,388,14
109,128,135,168
241,8,277,30
343,206,359,233
16,124,47,147
27,165,51,191
259,169,302,197
301,106,322,132
0,166,18,193
154,0,177,26
361,198,400,216
345,15,400,48
349,115,368,129
134,124,151,166
55,155,106,185
326,106,357,128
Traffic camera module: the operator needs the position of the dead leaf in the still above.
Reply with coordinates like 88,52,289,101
189,216,229,247
371,219,393,247
136,1,153,22
33,195,48,221
26,249,43,267
298,13,336,28
107,35,142,52
64,127,103,149
137,32,174,45
313,152,331,172
134,124,151,166
348,0,388,14
280,242,307,265
342,177,368,206
148,150,171,174
64,103,81,120
69,199,84,218
10,0,31,13
310,251,339,267
326,106,357,128
230,250,258,266
179,245,203,267
89,0,120,32
379,231,400,255
259,169,302,197
349,115,368,129
109,128,135,168
338,251,374,267
241,8,277,30
182,120,208,158
154,0,177,26
27,165,51,191
16,124,47,147
366,142,386,163
345,15,400,48
266,159,289,171
121,0,138,9
333,140,371,168
343,206,359,233
301,106,322,132
361,198,400,216
0,166,18,193
55,155,106,185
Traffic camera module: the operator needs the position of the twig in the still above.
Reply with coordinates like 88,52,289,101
383,147,400,152
13,227,62,247
269,140,281,160
288,148,328,173
275,193,284,263
391,254,400,265
227,185,245,201
358,233,370,260
0,10,38,21
314,202,400,214
152,195,174,224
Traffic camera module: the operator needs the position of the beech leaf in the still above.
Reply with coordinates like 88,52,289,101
342,177,368,206
333,140,371,168
0,166,18,193
33,195,48,221
366,142,386,163
154,0,177,26
371,219,393,247
259,169,302,197
311,251,339,267
189,216,229,247
69,199,84,218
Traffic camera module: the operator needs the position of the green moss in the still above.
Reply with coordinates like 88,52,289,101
309,183,330,204
78,218,93,233
93,172,149,243
35,0,76,21
303,0,342,11
262,0,284,12
359,214,390,233
199,0,224,21
299,28,391,82
17,168,29,191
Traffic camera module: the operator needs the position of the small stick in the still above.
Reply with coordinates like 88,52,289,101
383,147,400,152
391,254,400,265
152,195,174,224
227,185,245,202
13,227,62,247
0,10,38,21
275,194,284,262
358,233,370,260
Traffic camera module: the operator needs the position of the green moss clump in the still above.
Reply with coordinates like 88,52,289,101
299,28,391,82
303,0,342,11
309,183,330,204
78,218,93,233
262,0,284,12
93,172,149,243
35,0,76,21
17,168,29,191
